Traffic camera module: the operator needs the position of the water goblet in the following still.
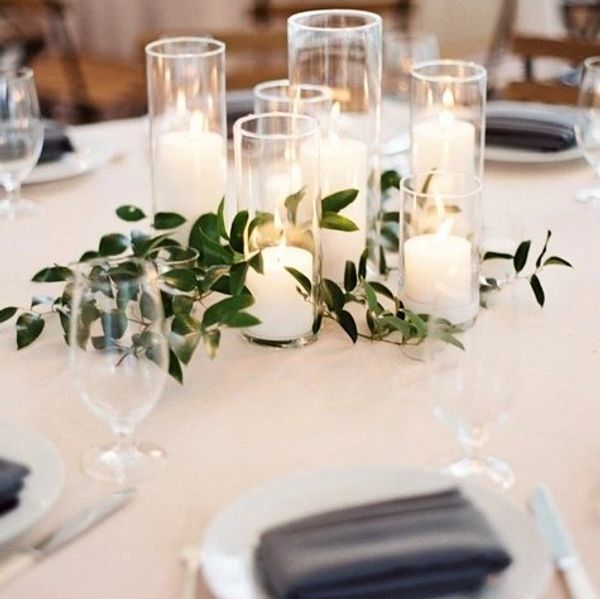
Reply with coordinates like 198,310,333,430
574,56,600,204
69,257,169,484
0,68,43,219
424,285,524,491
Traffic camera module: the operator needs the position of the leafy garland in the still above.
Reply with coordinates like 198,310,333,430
0,171,572,383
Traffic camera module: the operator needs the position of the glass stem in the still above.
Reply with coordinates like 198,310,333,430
112,422,136,459
461,426,488,464
4,180,21,207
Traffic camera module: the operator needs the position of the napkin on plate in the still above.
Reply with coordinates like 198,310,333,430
38,122,75,164
255,487,512,599
0,458,30,516
486,105,576,153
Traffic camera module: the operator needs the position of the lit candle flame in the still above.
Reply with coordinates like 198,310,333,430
439,88,455,129
434,217,454,245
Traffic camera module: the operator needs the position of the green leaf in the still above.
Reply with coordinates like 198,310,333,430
222,311,260,328
284,187,305,224
248,252,264,274
16,313,45,349
321,189,358,214
190,213,220,244
203,329,221,359
285,267,312,295
369,281,395,300
0,306,17,323
79,250,99,262
130,230,150,257
543,256,573,268
379,246,387,276
99,233,130,257
229,262,249,296
248,212,274,239
217,198,229,239
382,211,399,223
482,251,513,262
333,309,358,343
405,309,427,339
229,211,249,253
421,169,436,194
171,314,199,336
322,279,345,311
380,315,411,337
363,281,379,313
358,249,368,280
192,227,234,265
513,240,531,273
116,205,146,222
535,230,551,269
172,295,194,316
168,350,184,384
202,295,254,327
32,266,72,283
202,265,230,292
439,331,465,350
169,329,200,365
320,212,359,232
343,261,357,292
381,170,401,193
101,310,128,340
530,274,545,307
153,212,186,230
140,291,159,320
161,268,197,292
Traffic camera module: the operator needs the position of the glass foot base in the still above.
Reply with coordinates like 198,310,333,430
82,441,166,484
243,331,317,348
0,198,39,220
576,188,600,205
444,456,515,491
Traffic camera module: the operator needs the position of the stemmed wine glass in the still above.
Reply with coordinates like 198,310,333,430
0,68,43,219
425,285,524,491
574,56,600,205
69,257,169,484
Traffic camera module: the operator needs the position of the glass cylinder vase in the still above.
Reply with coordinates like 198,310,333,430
234,112,321,347
146,37,227,230
410,60,487,179
400,172,481,326
288,10,382,281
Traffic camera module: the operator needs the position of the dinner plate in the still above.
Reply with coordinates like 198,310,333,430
485,144,582,164
201,466,551,599
25,136,122,185
0,422,65,548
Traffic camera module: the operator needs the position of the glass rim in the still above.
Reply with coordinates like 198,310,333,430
233,111,320,141
145,36,225,59
70,255,157,273
253,79,332,105
410,59,487,84
0,67,34,83
288,9,382,33
385,30,438,44
400,171,482,199
583,55,600,71
146,245,199,263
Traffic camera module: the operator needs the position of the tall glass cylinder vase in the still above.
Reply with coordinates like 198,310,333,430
234,112,321,347
146,37,227,233
400,172,481,326
288,10,382,281
410,60,487,180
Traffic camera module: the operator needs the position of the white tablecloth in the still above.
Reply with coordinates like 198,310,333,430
0,117,598,598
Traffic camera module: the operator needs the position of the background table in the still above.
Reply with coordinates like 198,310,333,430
0,117,598,598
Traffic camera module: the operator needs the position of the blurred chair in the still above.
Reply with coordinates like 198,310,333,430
561,0,600,40
0,0,145,123
139,28,288,90
503,35,600,104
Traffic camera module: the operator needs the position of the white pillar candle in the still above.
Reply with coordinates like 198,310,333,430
300,137,368,280
403,226,476,324
412,112,475,178
154,125,226,222
245,245,314,341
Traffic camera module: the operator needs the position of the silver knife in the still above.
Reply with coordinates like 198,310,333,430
0,487,135,586
531,484,599,599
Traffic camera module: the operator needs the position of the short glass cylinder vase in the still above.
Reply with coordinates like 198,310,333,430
146,37,227,229
253,79,332,125
233,112,322,347
410,60,487,179
399,172,482,326
288,10,382,280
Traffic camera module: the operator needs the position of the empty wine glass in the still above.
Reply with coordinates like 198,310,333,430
69,257,169,484
0,68,43,219
574,56,600,204
425,284,524,491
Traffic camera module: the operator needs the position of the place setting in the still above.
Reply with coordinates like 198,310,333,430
0,2,598,599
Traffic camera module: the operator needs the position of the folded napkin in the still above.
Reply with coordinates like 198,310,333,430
256,488,512,599
38,122,75,164
0,458,30,516
486,105,576,152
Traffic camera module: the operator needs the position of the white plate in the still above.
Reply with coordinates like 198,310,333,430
25,136,122,185
0,422,65,547
485,144,582,164
201,467,551,599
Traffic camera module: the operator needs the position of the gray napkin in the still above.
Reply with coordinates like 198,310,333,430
256,488,511,599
